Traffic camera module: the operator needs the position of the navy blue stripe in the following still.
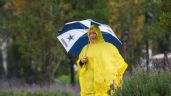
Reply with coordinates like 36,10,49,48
68,32,122,57
59,22,88,35
68,34,89,57
91,21,100,26
102,33,122,48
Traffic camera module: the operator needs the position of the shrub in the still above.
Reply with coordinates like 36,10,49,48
55,75,70,84
115,71,171,96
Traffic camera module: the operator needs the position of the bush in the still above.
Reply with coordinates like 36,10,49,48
55,75,70,84
55,74,80,84
114,71,171,96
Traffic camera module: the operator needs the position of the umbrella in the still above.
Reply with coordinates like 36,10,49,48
57,19,122,57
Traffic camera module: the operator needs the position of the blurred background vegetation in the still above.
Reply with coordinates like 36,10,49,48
0,0,171,95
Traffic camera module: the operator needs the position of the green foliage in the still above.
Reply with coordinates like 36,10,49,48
154,0,171,52
55,74,79,84
108,0,171,68
160,0,171,30
58,0,110,22
55,75,70,84
1,0,111,83
0,0,5,8
115,71,171,96
3,0,67,82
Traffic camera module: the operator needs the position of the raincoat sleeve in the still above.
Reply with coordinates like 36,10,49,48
76,45,88,72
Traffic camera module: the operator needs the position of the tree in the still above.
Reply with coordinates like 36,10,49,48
158,0,171,52
2,0,110,83
2,0,67,83
108,0,163,71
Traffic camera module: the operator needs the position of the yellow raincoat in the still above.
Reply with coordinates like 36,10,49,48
77,25,128,96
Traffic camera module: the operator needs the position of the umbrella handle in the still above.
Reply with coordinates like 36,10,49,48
84,41,90,70
85,41,90,56
85,62,87,70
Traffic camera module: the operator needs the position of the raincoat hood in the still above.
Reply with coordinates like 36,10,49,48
88,25,105,43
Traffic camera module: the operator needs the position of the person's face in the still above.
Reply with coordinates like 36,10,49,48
89,29,97,42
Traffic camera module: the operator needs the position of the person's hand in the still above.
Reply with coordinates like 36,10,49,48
110,83,115,90
81,56,88,63
107,82,115,95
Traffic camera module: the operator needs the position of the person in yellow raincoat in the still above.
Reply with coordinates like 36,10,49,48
77,25,128,96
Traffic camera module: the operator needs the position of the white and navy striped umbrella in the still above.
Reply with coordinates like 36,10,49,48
57,19,122,57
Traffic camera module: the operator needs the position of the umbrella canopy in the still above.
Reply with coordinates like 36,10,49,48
57,19,122,57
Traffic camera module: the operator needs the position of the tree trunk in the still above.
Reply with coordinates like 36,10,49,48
0,41,8,76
